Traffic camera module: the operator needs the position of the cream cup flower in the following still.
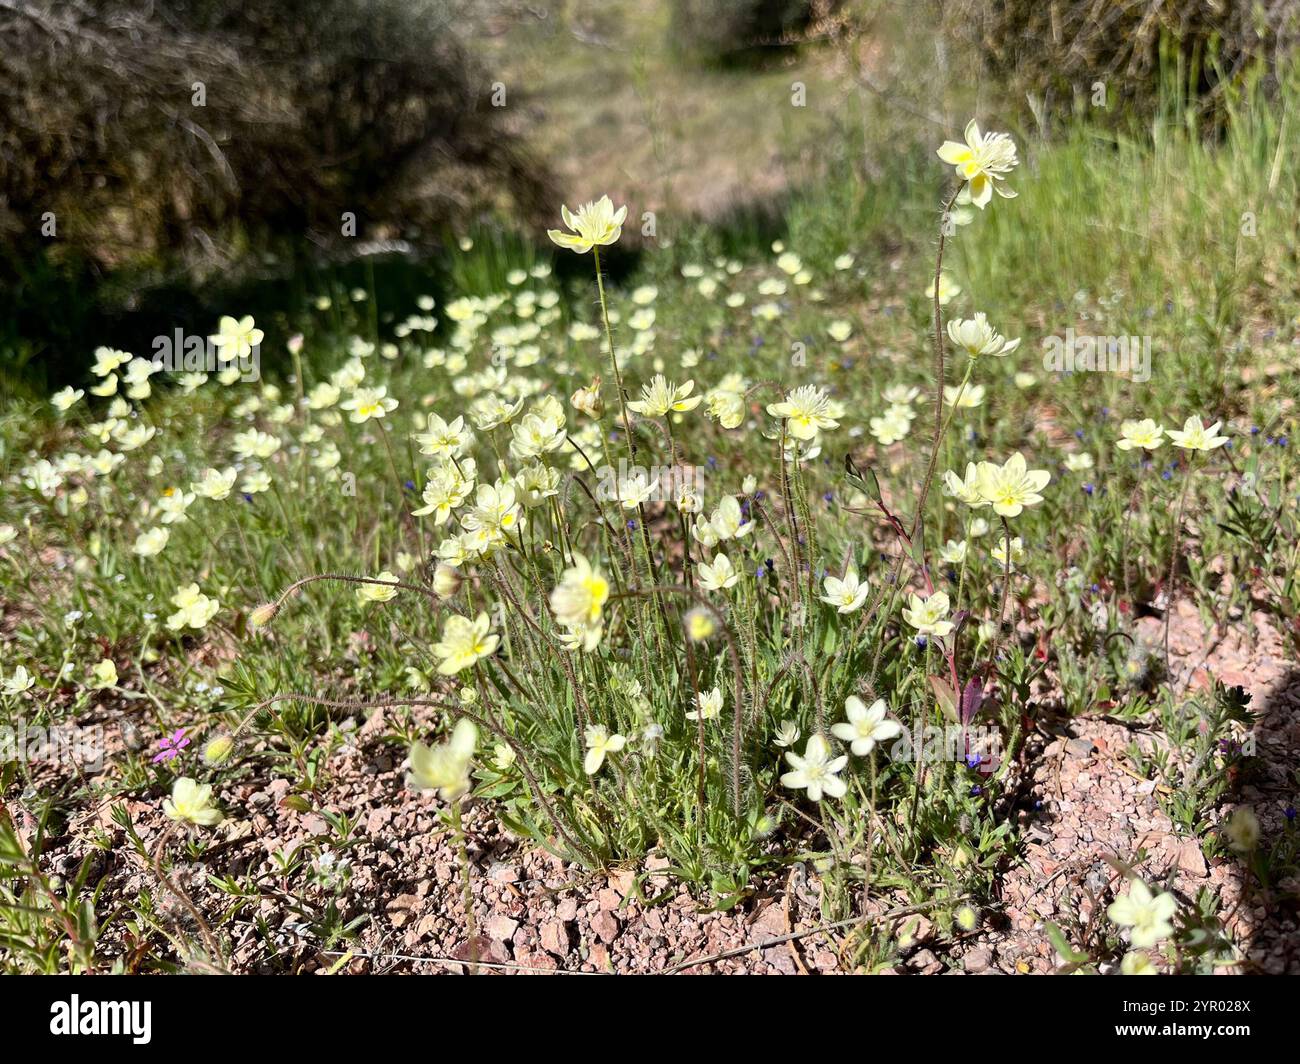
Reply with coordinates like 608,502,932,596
415,412,472,458
698,552,740,591
1120,952,1158,976
821,568,869,613
944,383,985,408
827,320,853,342
2,666,36,696
1224,807,1259,852
686,686,723,722
939,539,968,565
925,273,961,305
164,777,224,827
780,733,847,801
936,119,1019,208
831,696,902,756
774,719,801,748
1166,415,1229,452
547,196,627,254
1106,879,1177,948
356,571,399,605
550,554,610,629
408,719,477,801
617,472,659,509
902,591,954,638
165,584,220,631
1116,418,1165,451
89,658,118,689
710,496,754,540
766,384,839,441
133,527,170,557
947,313,1020,359
341,385,398,423
942,462,985,506
209,315,264,359
583,724,627,775
991,534,1025,570
627,375,701,416
432,612,499,675
52,386,84,413
1063,452,1094,472
975,452,1050,517
192,466,238,500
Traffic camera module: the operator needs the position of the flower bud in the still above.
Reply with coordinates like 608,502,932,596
570,377,604,418
433,563,462,599
249,602,279,628
203,734,235,765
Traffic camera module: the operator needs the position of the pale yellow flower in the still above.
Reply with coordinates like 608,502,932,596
547,196,627,254
165,584,220,631
627,375,701,416
209,315,264,359
583,724,627,775
767,385,839,441
1106,880,1177,948
408,719,477,801
550,554,610,629
947,313,1020,359
1116,418,1165,451
936,119,1019,208
432,613,499,675
1166,415,1228,452
902,591,954,638
975,453,1050,517
164,777,223,827
89,658,118,689
356,571,399,605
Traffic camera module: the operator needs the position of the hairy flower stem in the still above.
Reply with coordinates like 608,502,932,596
449,799,477,974
911,183,966,545
1163,456,1197,682
152,822,225,967
592,247,668,644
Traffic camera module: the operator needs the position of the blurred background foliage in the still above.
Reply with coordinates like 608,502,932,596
3,0,1299,393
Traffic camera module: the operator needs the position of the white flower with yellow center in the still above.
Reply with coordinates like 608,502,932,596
192,466,238,501
550,554,610,630
133,527,170,557
821,568,869,613
583,724,627,775
939,539,968,565
52,387,84,413
831,696,901,756
461,482,523,537
767,385,839,441
1063,452,1094,472
936,119,1019,208
943,383,985,408
943,462,985,506
902,591,954,638
156,488,196,525
89,658,118,689
710,495,754,540
991,534,1025,570
231,429,281,460
975,453,1050,517
627,375,701,416
164,777,224,827
432,613,500,675
618,472,659,509
687,687,723,721
412,460,475,524
1116,418,1165,451
780,734,847,801
1106,880,1177,949
341,385,397,423
209,315,264,359
547,196,628,254
925,273,961,305
1166,415,1228,452
415,413,472,458
698,552,740,592
91,347,131,377
408,719,477,801
947,313,1020,359
356,571,399,605
165,584,220,631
